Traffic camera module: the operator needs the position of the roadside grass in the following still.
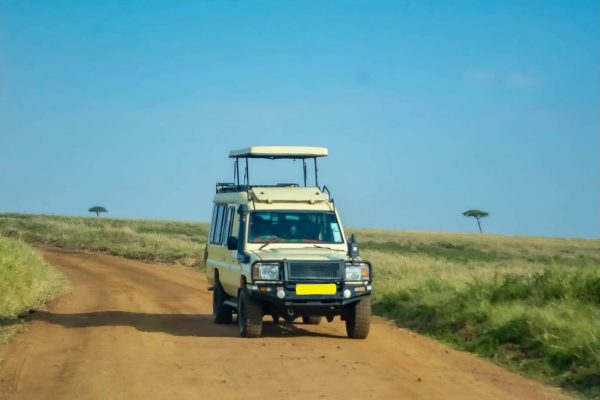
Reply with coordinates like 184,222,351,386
0,213,207,267
358,234,600,399
0,237,68,344
1,213,599,397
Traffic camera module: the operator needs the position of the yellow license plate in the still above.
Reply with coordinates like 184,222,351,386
295,283,337,295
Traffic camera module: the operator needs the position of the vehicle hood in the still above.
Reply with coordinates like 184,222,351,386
249,247,347,262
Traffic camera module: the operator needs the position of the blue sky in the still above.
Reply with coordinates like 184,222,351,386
1,1,598,238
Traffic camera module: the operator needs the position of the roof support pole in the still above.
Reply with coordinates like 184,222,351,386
244,157,249,189
314,157,319,188
302,159,307,187
234,158,240,186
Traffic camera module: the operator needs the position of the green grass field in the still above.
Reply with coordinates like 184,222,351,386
1,213,598,397
357,230,600,398
0,236,68,344
0,213,206,267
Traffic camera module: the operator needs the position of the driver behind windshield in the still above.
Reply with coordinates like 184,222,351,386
249,211,340,244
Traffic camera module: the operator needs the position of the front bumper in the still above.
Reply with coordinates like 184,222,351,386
246,281,372,307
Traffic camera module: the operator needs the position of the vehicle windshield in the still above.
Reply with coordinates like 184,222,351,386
248,211,344,244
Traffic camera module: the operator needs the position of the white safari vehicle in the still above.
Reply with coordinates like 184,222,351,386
204,146,372,338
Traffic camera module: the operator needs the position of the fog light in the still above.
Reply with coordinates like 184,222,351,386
276,289,285,299
343,289,351,298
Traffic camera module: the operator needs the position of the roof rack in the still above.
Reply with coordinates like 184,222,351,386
216,182,300,193
216,182,335,209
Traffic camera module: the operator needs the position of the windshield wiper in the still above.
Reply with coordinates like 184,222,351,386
307,244,344,251
259,237,279,250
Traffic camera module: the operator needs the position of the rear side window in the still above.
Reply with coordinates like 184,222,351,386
209,206,219,242
209,204,226,244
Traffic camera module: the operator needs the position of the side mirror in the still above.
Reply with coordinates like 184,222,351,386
348,234,360,258
227,236,238,250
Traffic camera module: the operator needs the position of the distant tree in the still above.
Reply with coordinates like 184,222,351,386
89,206,108,217
462,209,489,233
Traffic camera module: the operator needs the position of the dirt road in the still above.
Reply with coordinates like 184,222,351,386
0,249,570,400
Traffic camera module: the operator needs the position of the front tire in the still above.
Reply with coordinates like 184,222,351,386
345,297,371,339
212,281,233,324
238,290,263,338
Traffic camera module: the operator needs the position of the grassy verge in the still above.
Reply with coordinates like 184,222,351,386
356,230,600,399
0,213,206,267
0,237,68,344
1,213,598,397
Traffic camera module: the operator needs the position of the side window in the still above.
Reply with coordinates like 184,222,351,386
210,205,225,244
209,205,219,243
228,207,236,239
219,206,231,245
223,207,235,241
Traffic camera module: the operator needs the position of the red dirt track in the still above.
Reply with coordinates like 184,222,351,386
0,249,571,399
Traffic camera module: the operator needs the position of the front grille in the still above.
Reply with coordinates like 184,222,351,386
287,262,341,280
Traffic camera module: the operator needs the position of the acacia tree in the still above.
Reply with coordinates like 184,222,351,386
462,209,489,233
89,206,108,217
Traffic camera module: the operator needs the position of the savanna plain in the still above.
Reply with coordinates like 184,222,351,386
0,213,598,399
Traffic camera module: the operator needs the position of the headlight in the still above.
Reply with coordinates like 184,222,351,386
345,263,370,281
252,263,280,280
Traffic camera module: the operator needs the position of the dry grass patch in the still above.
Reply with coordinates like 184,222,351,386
0,237,68,344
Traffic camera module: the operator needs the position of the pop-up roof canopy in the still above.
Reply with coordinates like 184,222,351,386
224,146,328,189
229,146,328,159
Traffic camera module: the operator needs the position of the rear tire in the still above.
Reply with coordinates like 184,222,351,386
238,290,263,338
302,316,322,325
212,281,233,324
345,297,371,339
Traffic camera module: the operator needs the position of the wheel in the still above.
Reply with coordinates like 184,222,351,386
238,290,263,338
345,297,371,339
302,316,322,325
212,281,233,324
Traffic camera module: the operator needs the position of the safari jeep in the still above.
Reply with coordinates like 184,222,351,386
205,146,372,338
